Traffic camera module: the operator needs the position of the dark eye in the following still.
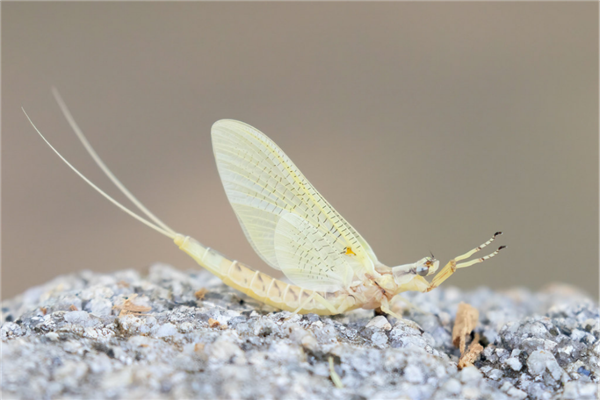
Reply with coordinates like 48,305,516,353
417,265,429,276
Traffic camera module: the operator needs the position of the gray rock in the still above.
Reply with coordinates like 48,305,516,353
1,263,597,399
527,350,566,381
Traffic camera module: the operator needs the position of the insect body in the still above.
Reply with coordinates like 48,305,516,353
24,91,505,319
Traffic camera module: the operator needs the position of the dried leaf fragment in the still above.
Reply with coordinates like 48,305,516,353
452,302,479,354
457,333,484,369
195,288,208,300
452,302,483,370
194,343,205,352
112,294,152,317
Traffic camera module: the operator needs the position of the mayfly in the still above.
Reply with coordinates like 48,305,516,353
23,90,505,319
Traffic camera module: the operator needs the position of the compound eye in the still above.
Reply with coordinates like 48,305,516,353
417,265,429,276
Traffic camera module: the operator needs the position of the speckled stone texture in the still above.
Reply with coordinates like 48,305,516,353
2,264,598,400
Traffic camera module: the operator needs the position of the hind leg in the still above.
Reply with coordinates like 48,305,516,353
380,297,404,320
391,295,430,315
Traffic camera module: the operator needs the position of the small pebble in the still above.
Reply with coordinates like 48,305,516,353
366,316,392,331
506,357,523,371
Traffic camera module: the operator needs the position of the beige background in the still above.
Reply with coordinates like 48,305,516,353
3,3,598,300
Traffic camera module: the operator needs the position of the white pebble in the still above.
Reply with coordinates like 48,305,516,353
64,311,96,327
487,369,503,380
366,316,392,331
459,366,482,383
527,350,564,380
506,357,523,371
154,323,178,338
205,340,244,363
442,378,461,394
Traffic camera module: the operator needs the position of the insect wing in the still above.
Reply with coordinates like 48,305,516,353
211,119,378,289
274,212,354,292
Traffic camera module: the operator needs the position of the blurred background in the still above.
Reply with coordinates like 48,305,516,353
3,3,598,299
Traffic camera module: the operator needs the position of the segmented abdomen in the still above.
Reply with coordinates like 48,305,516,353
174,234,356,315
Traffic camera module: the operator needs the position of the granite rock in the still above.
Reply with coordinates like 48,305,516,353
1,264,597,399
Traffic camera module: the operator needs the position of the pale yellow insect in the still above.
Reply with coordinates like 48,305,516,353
23,90,505,319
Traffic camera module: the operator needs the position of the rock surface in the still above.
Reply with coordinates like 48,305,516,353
1,264,598,399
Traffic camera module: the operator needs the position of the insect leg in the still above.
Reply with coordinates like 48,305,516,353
391,295,430,315
455,246,505,269
293,291,317,314
426,233,506,292
454,232,503,262
379,297,404,321
310,292,339,315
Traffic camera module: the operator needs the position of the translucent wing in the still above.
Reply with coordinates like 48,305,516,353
274,212,353,292
211,119,378,290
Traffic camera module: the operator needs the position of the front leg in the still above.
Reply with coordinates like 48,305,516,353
426,232,505,292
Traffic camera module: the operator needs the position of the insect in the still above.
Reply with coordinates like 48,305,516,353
23,90,505,319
